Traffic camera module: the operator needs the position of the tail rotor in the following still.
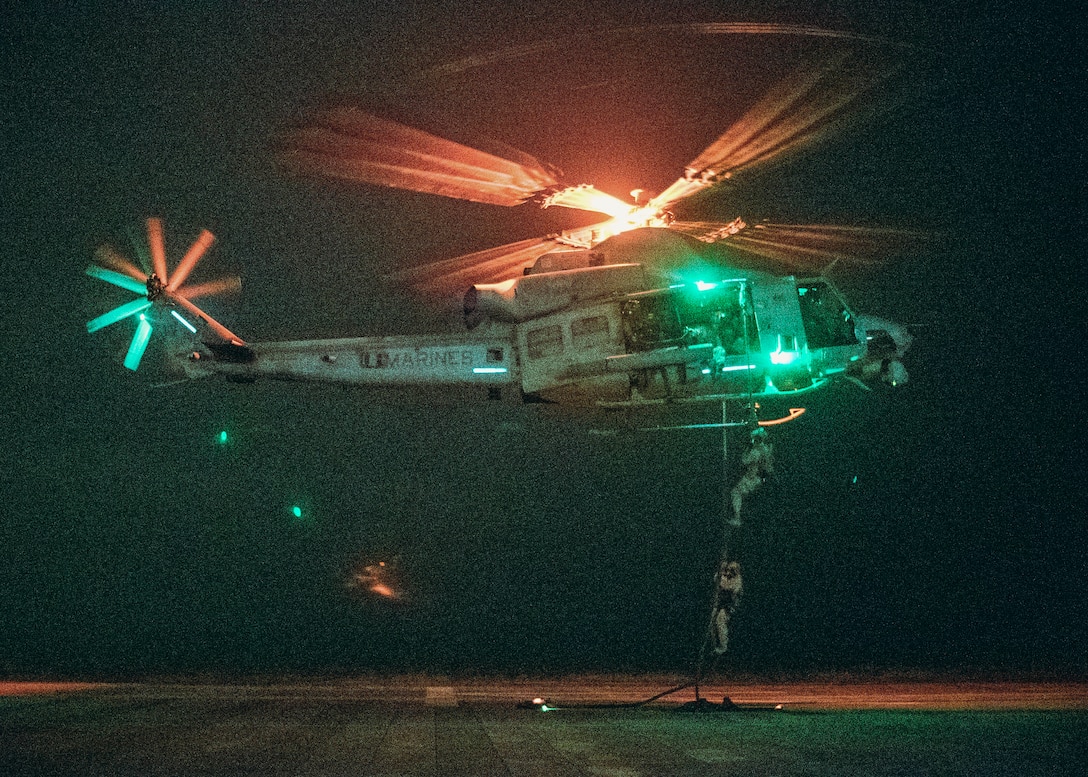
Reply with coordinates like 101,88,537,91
85,218,244,371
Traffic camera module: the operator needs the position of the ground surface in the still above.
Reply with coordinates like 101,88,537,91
2,677,1086,775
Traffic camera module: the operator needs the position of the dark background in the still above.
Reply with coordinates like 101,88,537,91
1,2,1082,677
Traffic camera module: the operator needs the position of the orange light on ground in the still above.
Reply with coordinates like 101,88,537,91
369,583,396,598
348,559,404,601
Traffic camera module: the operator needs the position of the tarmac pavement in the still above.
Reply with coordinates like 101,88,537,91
2,677,1086,775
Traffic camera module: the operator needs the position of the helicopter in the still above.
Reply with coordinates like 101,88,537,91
85,49,915,411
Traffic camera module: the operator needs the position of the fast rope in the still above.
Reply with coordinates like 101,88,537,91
693,284,760,702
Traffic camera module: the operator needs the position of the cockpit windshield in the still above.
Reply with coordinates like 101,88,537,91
797,280,858,348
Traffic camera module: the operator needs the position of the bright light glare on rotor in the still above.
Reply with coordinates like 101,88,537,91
171,310,197,333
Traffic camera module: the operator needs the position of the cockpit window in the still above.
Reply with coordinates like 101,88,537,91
797,281,858,348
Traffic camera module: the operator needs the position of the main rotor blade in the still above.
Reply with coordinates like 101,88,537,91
649,50,901,211
283,108,560,206
385,237,560,296
431,22,896,78
86,264,149,295
169,292,245,345
719,222,930,269
176,276,241,300
87,297,152,333
123,316,154,371
166,229,215,291
147,217,168,282
540,185,633,218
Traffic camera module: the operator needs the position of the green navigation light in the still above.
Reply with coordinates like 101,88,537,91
217,430,229,445
291,506,303,519
770,334,800,365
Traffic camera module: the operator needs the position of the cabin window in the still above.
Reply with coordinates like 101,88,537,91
673,282,759,356
572,315,609,349
527,324,564,358
621,296,683,351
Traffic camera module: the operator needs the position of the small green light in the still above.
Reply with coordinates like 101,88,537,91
218,430,229,445
171,310,198,334
292,506,303,519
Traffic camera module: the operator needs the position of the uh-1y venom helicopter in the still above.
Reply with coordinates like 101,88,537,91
85,54,915,411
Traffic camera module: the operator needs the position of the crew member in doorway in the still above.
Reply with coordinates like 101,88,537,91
712,560,743,654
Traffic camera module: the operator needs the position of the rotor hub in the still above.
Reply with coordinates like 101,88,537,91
146,273,166,301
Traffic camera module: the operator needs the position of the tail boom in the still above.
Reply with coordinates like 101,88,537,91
194,333,516,386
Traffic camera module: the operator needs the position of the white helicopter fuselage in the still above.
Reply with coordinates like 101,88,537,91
190,261,911,406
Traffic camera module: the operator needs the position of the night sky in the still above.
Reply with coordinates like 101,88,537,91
2,2,1082,678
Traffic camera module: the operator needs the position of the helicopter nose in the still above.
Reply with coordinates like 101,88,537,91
886,319,913,358
853,314,913,387
855,314,913,359
884,359,909,387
